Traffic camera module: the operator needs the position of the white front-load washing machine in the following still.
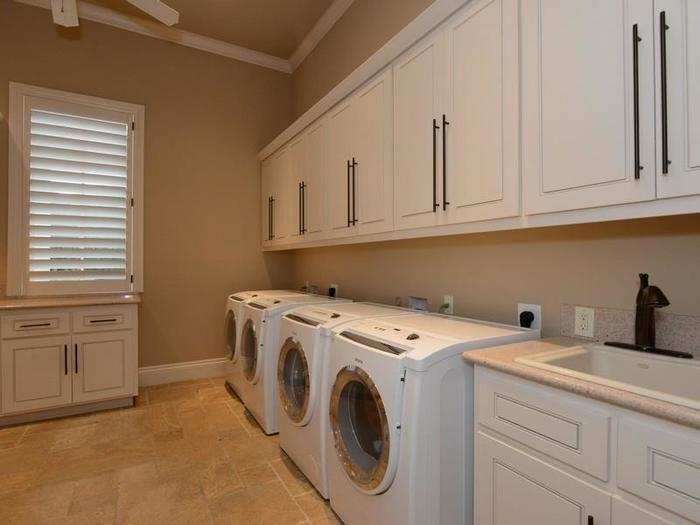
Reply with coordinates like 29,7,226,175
224,290,299,396
325,313,539,525
277,302,411,499
237,293,351,435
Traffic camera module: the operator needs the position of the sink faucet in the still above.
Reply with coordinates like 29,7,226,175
635,273,669,348
605,273,693,359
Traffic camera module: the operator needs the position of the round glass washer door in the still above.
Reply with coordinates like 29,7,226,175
329,366,392,493
224,310,236,361
242,319,258,382
277,337,310,424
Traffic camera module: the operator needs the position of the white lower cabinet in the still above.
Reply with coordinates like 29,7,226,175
0,304,138,419
72,331,136,404
476,431,611,525
475,367,699,525
1,335,72,414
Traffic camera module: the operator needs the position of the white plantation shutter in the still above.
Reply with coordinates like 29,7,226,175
7,83,144,296
29,109,129,283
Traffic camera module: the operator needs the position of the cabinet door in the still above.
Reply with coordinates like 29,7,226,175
261,157,274,247
353,70,394,235
288,135,306,242
475,432,611,525
326,100,356,238
444,0,520,224
271,147,292,243
522,0,656,214
304,119,328,239
1,335,72,413
655,0,700,198
72,331,136,403
393,31,446,230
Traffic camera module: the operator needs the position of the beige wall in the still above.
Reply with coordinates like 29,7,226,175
287,216,700,337
0,1,294,366
291,0,436,117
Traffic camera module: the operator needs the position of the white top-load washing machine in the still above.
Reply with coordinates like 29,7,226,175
277,302,412,498
237,293,351,435
325,313,539,525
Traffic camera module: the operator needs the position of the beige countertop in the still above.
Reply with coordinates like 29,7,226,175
0,294,141,311
464,337,700,430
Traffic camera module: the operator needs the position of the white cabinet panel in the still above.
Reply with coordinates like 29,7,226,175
2,335,72,413
618,418,700,522
353,70,394,235
304,120,327,238
72,331,136,403
288,135,307,242
444,0,520,224
326,100,356,238
522,0,656,214
261,157,274,246
271,147,292,243
475,431,612,525
656,0,700,198
393,32,445,230
612,498,674,525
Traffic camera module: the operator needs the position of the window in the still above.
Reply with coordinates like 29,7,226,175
7,83,144,296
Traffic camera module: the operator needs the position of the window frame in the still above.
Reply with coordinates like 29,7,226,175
7,82,144,296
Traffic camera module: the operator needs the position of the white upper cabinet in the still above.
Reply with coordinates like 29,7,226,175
394,0,520,231
394,31,446,230
288,135,307,242
656,0,700,198
303,119,328,239
444,0,520,224
522,0,656,214
353,70,394,236
326,99,356,239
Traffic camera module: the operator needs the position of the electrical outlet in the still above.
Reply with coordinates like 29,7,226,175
329,283,339,297
442,295,454,315
517,303,542,331
574,306,595,338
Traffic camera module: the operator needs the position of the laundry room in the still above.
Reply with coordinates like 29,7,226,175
1,0,699,524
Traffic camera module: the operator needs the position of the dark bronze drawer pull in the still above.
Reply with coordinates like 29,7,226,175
89,318,118,323
19,322,52,329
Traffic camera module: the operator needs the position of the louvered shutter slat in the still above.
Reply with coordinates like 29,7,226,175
28,109,129,283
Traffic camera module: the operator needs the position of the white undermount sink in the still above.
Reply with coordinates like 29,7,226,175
516,344,700,410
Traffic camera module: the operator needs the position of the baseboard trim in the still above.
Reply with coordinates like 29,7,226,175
138,357,228,387
0,397,133,427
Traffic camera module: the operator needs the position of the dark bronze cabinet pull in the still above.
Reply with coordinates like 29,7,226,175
64,345,68,375
432,118,440,212
74,343,78,374
442,114,450,209
352,158,358,225
89,318,117,324
633,24,643,179
347,160,352,227
267,196,273,240
19,322,51,329
269,197,275,239
660,11,671,174
298,182,303,235
300,182,307,234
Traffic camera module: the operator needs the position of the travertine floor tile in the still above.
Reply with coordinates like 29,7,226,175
0,378,339,524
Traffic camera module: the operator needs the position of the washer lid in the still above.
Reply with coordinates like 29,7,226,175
285,302,408,329
338,313,536,371
228,289,299,302
249,294,350,315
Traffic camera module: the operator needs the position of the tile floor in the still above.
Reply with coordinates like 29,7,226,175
0,377,341,524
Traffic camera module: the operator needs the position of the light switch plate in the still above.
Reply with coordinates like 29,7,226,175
574,306,595,338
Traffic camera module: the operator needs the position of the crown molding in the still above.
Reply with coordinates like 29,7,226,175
14,0,293,73
289,0,355,70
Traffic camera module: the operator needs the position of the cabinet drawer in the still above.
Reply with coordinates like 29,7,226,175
476,368,611,480
1,310,70,339
618,418,700,523
72,305,135,333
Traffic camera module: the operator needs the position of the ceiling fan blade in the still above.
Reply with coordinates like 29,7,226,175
50,0,79,27
124,0,179,26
